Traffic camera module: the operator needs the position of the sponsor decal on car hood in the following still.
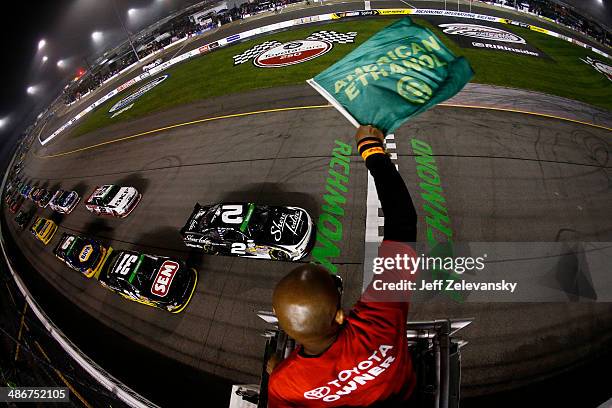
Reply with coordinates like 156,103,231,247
233,31,357,68
270,210,304,242
151,260,180,297
108,187,136,210
79,244,94,262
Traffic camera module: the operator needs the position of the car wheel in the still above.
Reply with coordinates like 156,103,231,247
269,249,290,261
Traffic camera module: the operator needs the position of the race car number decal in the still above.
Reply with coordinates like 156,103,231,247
151,261,179,297
61,236,75,250
115,254,138,276
221,205,243,224
231,240,254,255
79,245,94,262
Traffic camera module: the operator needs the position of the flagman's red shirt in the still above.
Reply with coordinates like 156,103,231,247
268,240,418,407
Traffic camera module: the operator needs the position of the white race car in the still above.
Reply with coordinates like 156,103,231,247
143,58,163,72
85,185,141,218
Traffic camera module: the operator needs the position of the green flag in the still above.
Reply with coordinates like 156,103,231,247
308,17,474,134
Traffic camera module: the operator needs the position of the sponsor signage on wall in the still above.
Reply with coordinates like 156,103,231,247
233,31,357,67
437,21,548,58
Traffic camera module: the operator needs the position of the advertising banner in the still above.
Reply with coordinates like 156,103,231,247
308,18,473,134
581,56,612,81
233,31,357,67
435,19,550,58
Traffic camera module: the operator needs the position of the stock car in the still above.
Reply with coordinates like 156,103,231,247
8,195,25,214
85,185,142,218
180,203,314,261
15,208,36,230
4,189,19,205
23,185,34,198
37,190,54,208
98,251,197,313
49,190,80,214
30,188,43,202
54,233,113,278
30,217,58,245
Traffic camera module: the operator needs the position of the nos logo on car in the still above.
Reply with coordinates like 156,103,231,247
151,261,179,297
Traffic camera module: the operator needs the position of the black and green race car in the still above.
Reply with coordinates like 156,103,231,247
180,203,314,261
98,250,197,313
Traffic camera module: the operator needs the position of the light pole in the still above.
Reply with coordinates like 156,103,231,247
111,0,140,62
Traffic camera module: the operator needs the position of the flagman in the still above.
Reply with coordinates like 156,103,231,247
267,125,420,406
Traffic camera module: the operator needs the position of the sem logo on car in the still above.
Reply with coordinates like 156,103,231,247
79,244,93,262
439,23,526,44
151,260,179,297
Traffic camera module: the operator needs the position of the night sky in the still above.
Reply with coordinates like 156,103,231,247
0,0,609,168
0,0,201,165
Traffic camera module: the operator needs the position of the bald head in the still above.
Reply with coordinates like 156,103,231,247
273,264,342,347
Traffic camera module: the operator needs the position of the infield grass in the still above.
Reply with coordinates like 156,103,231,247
71,17,612,137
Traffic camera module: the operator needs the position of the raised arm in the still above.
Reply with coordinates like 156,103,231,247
356,125,417,243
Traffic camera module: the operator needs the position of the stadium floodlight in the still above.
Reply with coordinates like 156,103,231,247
38,39,46,50
128,8,137,16
26,85,37,95
0,117,7,129
42,55,48,63
57,59,67,69
92,31,103,42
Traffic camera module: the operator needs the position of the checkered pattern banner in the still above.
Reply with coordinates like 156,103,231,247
233,41,282,65
306,30,358,44
232,31,358,65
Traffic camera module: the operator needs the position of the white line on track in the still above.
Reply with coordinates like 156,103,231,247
363,134,398,290
399,0,416,7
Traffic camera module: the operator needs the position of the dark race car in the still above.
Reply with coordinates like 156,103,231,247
37,190,54,208
98,251,197,313
54,233,113,278
21,185,33,198
29,187,43,202
15,208,36,230
8,195,25,214
49,190,80,214
180,202,314,261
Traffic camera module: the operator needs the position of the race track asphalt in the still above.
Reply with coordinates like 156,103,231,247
3,1,612,405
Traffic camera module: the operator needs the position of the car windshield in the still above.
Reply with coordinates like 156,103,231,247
34,220,47,233
98,186,120,205
244,206,271,239
130,255,158,289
